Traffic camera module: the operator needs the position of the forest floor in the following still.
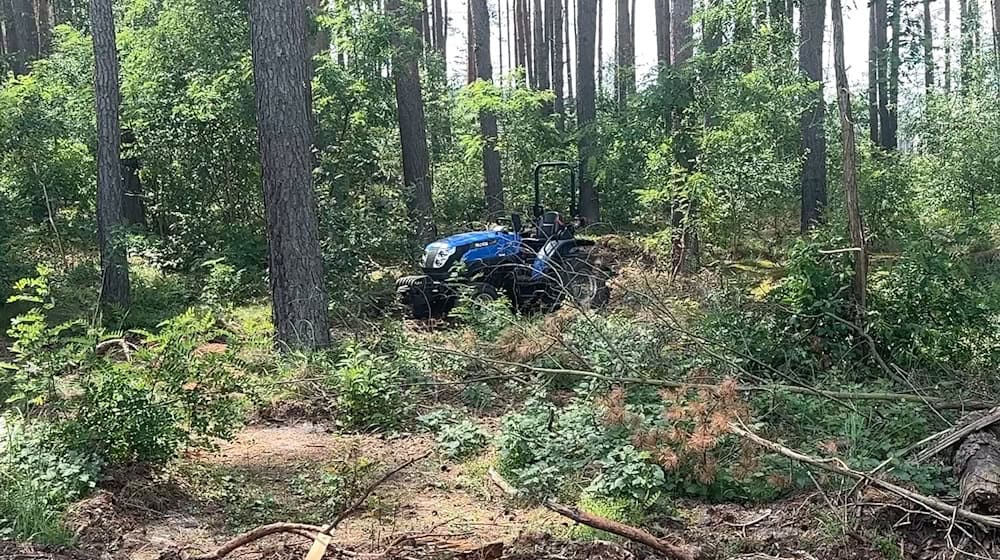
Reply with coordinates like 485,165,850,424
4,412,960,560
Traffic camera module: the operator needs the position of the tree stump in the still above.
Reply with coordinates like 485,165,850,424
954,424,1000,514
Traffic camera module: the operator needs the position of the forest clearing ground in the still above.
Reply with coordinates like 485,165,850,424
46,418,915,560
63,420,561,559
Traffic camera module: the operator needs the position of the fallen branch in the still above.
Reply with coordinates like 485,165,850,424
186,451,431,560
916,407,1000,463
728,421,1000,529
424,346,997,410
544,501,699,560
487,467,698,559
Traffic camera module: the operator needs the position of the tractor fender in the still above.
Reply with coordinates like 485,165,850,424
531,239,595,280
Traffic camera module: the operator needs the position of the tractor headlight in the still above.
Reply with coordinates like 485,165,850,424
431,246,456,268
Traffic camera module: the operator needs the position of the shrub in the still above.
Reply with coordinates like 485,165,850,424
436,420,488,459
69,309,248,466
0,416,98,544
200,257,264,307
330,345,405,430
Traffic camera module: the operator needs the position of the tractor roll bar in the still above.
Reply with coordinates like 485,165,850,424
532,161,578,219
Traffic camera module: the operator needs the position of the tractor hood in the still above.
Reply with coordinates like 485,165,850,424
422,230,520,271
426,230,504,251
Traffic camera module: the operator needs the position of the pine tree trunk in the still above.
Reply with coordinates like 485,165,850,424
35,0,52,54
90,0,130,308
564,0,574,103
945,0,952,91
868,0,880,144
875,0,890,148
507,0,514,74
470,0,505,219
467,0,477,83
832,0,868,312
596,0,603,94
885,0,899,148
614,0,634,107
249,0,331,349
654,0,671,69
923,0,935,95
520,0,534,86
121,130,147,228
307,0,330,57
5,0,37,75
551,0,564,128
576,0,599,223
387,0,436,245
533,0,549,92
799,0,827,232
672,0,694,64
498,0,505,76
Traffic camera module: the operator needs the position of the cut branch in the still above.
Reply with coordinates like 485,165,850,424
422,345,997,410
728,421,1000,529
544,501,699,560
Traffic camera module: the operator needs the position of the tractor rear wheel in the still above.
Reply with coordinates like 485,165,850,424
558,248,611,310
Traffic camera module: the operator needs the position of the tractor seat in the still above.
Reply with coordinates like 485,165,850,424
538,211,562,239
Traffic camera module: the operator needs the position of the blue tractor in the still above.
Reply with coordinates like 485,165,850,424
396,162,611,319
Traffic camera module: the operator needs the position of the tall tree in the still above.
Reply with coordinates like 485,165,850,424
470,0,505,218
945,0,952,90
533,0,549,91
36,0,52,54
520,0,534,85
672,0,694,64
4,0,38,75
249,0,331,349
596,0,602,93
868,0,880,144
307,0,330,57
873,0,890,148
565,0,574,102
923,0,935,95
387,0,435,244
654,0,671,69
467,0,476,83
831,0,868,311
551,0,565,127
614,0,634,106
433,0,447,61
885,0,900,148
577,0,599,222
90,0,130,308
799,0,827,231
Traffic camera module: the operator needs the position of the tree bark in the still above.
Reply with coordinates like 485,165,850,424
249,0,331,349
387,0,436,245
576,0,599,223
885,0,900,149
945,0,952,91
520,0,534,86
954,425,1000,514
551,0,564,128
467,0,476,83
5,0,37,75
875,0,890,149
470,0,505,220
35,0,52,54
654,0,671,69
832,0,868,312
799,0,827,232
564,0,573,103
868,0,880,144
614,0,634,107
923,0,935,96
307,0,330,57
672,0,694,64
90,0,130,308
596,0,603,94
121,129,146,229
533,0,549,92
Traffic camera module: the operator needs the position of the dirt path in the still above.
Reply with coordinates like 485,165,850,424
69,422,557,559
